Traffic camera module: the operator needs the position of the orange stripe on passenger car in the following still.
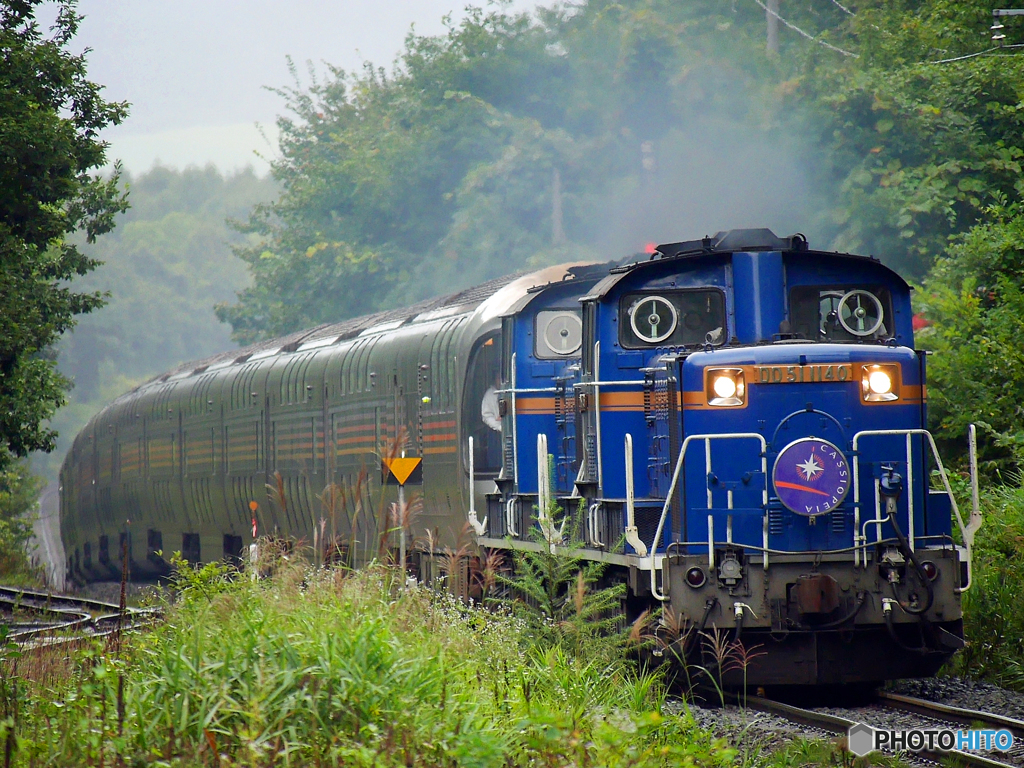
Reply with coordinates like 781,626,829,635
337,423,375,434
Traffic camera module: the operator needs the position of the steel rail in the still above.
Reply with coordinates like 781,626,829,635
877,691,1024,739
737,694,1017,768
0,585,160,616
1,585,162,647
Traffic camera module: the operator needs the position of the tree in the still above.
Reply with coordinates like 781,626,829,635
773,0,1024,278
217,2,799,342
0,459,43,581
919,203,1024,475
0,0,128,469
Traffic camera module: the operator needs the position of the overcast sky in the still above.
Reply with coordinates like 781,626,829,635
64,0,539,174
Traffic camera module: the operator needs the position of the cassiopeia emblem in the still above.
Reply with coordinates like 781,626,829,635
773,438,851,516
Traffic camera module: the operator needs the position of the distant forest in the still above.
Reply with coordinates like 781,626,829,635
36,168,276,482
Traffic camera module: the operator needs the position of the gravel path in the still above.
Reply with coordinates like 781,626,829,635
672,677,1024,767
889,677,1024,721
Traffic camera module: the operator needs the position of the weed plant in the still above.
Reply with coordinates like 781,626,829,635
0,558,736,767
944,476,1024,689
492,509,628,661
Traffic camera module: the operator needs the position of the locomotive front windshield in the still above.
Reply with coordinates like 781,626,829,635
790,285,893,342
620,289,726,348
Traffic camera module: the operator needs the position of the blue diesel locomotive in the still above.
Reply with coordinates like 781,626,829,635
60,228,981,687
484,228,981,686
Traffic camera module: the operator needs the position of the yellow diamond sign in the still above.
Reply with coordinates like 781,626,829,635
382,456,423,486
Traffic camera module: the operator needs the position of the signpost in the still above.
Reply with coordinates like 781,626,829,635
382,456,423,486
382,456,422,580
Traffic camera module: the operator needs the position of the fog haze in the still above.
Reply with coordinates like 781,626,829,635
65,0,538,172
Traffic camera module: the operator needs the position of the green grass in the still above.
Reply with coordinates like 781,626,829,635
944,478,1024,689
0,561,737,767
759,738,909,768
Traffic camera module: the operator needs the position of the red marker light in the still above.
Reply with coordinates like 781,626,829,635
644,242,657,254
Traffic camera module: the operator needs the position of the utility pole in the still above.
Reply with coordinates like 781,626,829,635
992,8,1024,42
767,0,780,54
551,167,566,245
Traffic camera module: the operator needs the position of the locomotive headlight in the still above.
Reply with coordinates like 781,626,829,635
868,370,891,394
713,375,737,399
706,368,746,407
861,364,900,403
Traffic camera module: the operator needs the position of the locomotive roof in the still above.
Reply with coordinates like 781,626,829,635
581,228,909,301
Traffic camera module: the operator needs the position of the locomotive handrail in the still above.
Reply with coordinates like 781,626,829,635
649,432,768,601
623,434,648,556
510,354,519,486
505,497,519,537
573,379,647,388
535,433,564,548
594,342,603,493
851,427,980,593
466,436,487,536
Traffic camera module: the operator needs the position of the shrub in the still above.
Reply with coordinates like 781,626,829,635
945,478,1024,690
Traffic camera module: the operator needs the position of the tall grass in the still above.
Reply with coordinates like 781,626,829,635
945,477,1024,689
1,561,736,767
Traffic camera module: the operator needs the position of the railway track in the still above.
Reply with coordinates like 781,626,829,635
736,691,1023,768
0,585,160,649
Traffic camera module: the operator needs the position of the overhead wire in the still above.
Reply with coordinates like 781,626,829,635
752,0,1024,65
829,0,855,16
751,0,859,57
927,43,1024,64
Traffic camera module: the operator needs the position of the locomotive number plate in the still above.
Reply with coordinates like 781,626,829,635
754,364,853,384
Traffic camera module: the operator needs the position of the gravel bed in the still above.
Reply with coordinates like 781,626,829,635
74,580,164,607
889,677,1024,721
814,701,1023,767
668,698,840,762
670,679,1024,768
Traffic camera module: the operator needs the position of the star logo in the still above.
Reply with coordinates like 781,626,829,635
796,453,823,481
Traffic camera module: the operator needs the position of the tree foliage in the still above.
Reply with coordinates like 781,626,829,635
0,0,128,468
218,0,1024,344
217,2,815,342
0,459,43,582
793,0,1024,277
919,204,1024,473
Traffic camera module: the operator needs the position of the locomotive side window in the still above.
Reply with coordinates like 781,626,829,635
535,310,583,358
790,285,893,342
619,290,726,349
462,334,502,475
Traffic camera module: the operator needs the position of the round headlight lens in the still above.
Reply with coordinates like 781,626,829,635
713,375,737,399
868,370,892,395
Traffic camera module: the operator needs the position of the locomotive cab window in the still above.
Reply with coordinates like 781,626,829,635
535,310,583,359
619,289,725,349
790,285,893,342
462,333,503,475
